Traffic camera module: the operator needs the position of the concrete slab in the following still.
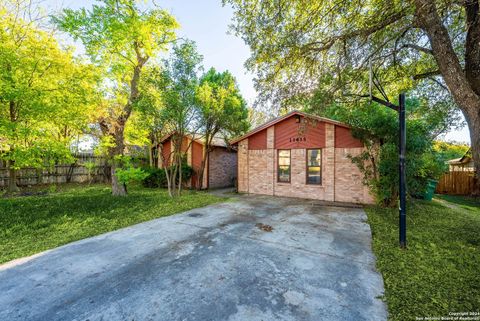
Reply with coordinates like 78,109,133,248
0,195,387,321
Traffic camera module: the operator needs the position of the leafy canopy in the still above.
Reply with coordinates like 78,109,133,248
53,0,178,68
0,1,99,169
224,0,464,111
196,67,250,139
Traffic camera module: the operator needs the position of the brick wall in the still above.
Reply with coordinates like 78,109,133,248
208,147,237,188
236,119,374,204
334,148,374,204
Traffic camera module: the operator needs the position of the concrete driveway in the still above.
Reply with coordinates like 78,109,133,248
0,195,387,321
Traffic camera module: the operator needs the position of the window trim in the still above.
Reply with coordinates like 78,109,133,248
277,149,291,183
306,148,322,185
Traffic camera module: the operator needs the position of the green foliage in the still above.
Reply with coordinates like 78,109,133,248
0,1,99,173
142,163,193,188
156,41,203,127
197,67,250,139
139,41,203,196
83,161,96,172
432,141,470,172
0,184,223,264
142,167,168,188
365,199,480,320
53,0,178,69
321,98,448,205
112,155,148,185
54,0,178,196
225,0,464,112
115,167,148,185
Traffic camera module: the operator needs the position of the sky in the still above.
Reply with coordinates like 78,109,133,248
48,0,471,144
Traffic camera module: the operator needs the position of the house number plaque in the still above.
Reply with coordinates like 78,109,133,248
289,137,306,142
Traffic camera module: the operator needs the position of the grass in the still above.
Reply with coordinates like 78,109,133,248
0,184,223,265
435,194,480,212
365,196,480,320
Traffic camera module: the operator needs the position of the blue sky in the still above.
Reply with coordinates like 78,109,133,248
48,0,470,144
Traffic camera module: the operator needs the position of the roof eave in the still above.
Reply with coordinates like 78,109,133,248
230,110,351,145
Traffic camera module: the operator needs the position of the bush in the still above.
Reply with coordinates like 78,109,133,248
142,163,193,188
142,167,167,188
115,167,148,185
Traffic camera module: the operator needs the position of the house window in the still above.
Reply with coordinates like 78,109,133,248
278,149,291,183
306,149,322,185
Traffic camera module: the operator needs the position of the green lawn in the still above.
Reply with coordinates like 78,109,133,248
0,184,223,264
365,196,480,320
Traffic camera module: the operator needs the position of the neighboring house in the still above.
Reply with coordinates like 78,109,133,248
157,133,237,189
447,149,474,172
231,111,374,204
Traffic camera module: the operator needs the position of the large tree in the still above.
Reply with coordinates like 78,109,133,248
0,0,98,193
225,0,480,194
195,67,249,189
140,41,203,197
54,0,178,196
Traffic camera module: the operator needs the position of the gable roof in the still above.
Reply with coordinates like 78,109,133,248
159,132,228,148
230,110,351,145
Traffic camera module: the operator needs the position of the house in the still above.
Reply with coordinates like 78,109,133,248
157,133,237,189
231,111,374,204
447,149,474,172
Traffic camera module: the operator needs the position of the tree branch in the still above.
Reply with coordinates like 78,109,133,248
400,43,433,55
412,69,441,80
303,11,406,52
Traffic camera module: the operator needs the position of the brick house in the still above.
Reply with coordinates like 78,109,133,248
157,133,237,189
231,111,374,204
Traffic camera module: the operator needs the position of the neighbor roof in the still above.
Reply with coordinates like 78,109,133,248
159,132,228,147
230,110,351,145
447,148,472,165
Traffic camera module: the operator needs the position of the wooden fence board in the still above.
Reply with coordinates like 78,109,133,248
435,171,475,195
0,153,111,188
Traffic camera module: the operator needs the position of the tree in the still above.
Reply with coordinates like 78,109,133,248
140,41,203,197
225,0,480,195
195,68,249,189
0,0,98,193
54,0,178,196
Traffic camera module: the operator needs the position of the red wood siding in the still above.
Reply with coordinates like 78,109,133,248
191,141,203,188
335,126,363,148
161,140,171,166
248,129,267,150
274,116,325,149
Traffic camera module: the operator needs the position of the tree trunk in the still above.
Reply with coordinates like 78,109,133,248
197,131,215,190
197,141,208,190
465,110,480,195
110,162,127,196
414,0,480,195
109,127,127,196
7,101,19,193
7,161,20,193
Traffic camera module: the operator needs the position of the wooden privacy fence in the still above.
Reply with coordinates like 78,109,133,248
435,171,475,195
0,153,111,188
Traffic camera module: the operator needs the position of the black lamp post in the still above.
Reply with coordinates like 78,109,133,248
370,93,407,248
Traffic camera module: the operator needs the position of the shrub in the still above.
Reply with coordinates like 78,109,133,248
142,163,193,188
142,167,167,188
115,167,148,186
